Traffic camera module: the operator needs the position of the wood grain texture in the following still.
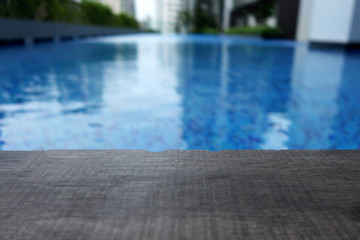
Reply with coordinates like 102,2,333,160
0,150,359,240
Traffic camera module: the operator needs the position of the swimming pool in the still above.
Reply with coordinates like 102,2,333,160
0,34,359,151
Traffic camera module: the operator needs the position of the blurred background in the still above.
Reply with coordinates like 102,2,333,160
1,0,359,44
0,0,359,151
2,0,358,43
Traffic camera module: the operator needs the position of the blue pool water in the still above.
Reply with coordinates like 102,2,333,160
0,34,359,151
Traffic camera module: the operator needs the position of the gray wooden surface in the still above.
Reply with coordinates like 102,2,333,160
0,150,359,239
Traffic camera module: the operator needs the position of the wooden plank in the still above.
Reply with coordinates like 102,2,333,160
0,150,359,239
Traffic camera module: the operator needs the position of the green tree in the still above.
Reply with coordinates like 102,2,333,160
80,0,113,26
176,8,217,34
112,13,139,29
0,0,80,22
45,0,81,23
175,10,192,33
0,2,5,16
1,0,41,19
249,0,275,25
192,9,216,33
0,0,139,29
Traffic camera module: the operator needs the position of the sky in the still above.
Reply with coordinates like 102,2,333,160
135,0,157,28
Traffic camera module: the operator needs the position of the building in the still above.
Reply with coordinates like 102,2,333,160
182,0,266,31
275,0,360,43
90,0,135,16
157,0,360,43
90,0,120,14
158,0,187,33
296,0,360,44
119,0,135,16
156,0,226,33
135,0,158,31
194,0,225,30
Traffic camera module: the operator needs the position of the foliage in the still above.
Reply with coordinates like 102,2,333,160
202,28,220,35
260,26,282,38
226,26,262,35
0,0,139,29
176,9,192,32
248,0,275,24
112,13,139,29
258,0,276,22
226,25,282,38
0,2,5,17
146,29,160,33
47,1,81,23
0,0,80,22
176,8,217,34
80,0,113,26
192,9,217,33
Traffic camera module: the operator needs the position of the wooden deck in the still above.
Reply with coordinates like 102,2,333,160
0,150,359,239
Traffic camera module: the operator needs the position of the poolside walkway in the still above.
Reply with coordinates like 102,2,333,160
0,150,359,239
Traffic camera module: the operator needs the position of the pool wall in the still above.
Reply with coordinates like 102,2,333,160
0,18,141,46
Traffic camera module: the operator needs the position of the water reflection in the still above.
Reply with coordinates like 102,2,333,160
287,46,360,149
0,35,359,150
177,41,294,150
